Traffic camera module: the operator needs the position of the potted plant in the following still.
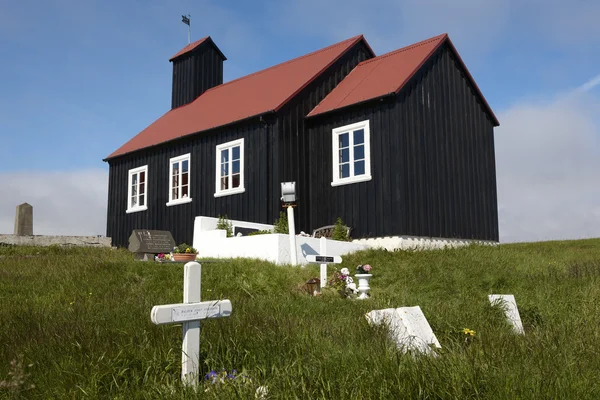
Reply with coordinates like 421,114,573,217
355,264,372,299
171,243,198,262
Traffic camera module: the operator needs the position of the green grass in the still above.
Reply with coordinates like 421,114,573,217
1,239,600,399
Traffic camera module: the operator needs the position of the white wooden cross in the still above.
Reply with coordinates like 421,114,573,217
306,237,343,289
150,261,232,386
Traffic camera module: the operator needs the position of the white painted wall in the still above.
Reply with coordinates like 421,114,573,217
353,235,498,251
193,216,274,235
193,216,369,265
192,216,499,265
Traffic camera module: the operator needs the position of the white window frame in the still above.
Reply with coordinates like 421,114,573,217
214,138,245,197
331,120,372,186
167,153,193,206
126,165,148,213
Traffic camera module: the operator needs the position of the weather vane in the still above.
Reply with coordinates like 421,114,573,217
181,14,191,44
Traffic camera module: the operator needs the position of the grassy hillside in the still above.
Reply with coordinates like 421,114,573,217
1,239,600,399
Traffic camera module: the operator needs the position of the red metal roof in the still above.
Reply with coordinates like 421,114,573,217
307,34,499,126
106,35,370,160
169,37,209,61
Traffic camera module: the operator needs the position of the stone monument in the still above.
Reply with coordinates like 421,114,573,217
128,229,176,261
14,203,33,236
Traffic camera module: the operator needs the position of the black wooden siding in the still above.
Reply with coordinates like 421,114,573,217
275,40,374,233
107,41,373,248
171,41,224,109
107,120,270,247
306,44,499,241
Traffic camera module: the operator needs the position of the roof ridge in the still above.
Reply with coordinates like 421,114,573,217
200,35,364,95
169,36,209,61
358,33,447,65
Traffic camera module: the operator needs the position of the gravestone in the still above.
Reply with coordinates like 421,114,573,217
14,203,33,236
151,262,232,386
365,306,441,356
306,237,343,289
128,229,175,261
488,294,525,335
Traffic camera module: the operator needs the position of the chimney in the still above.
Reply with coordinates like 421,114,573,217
169,36,227,109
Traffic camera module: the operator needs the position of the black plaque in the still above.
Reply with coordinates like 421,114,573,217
234,227,260,236
315,256,334,263
128,230,176,254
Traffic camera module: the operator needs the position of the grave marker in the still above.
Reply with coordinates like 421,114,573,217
365,306,441,356
128,229,175,261
150,262,232,386
14,203,33,236
488,294,525,335
306,237,342,289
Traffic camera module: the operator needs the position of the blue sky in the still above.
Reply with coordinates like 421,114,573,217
1,0,599,242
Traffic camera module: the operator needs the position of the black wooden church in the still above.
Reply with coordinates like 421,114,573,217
104,33,500,247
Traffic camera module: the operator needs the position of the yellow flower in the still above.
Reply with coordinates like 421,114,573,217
462,328,476,337
185,247,191,253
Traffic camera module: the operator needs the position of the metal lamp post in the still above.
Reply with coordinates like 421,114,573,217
281,182,298,266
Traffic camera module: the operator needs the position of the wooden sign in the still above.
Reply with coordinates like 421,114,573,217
306,254,342,264
150,262,232,386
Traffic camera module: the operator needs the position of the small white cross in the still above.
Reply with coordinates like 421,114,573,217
306,237,343,289
150,262,232,386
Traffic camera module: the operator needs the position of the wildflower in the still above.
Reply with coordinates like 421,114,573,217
204,370,218,384
462,328,476,337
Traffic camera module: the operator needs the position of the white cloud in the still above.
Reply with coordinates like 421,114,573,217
496,79,600,243
0,169,108,236
269,0,509,55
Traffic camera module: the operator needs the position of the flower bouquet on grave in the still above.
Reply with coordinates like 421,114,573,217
171,243,198,262
202,368,268,398
154,253,171,262
356,264,372,274
327,268,358,298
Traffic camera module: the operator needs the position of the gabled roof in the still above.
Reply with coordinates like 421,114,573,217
106,35,372,160
307,34,499,126
168,36,227,61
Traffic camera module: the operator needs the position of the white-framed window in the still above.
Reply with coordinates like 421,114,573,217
214,138,245,197
331,120,372,186
167,153,192,206
127,165,148,213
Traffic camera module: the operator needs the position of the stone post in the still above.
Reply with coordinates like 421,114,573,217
14,203,33,236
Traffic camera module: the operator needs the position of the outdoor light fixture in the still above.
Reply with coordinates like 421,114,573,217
306,278,320,296
280,181,296,204
280,181,298,266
